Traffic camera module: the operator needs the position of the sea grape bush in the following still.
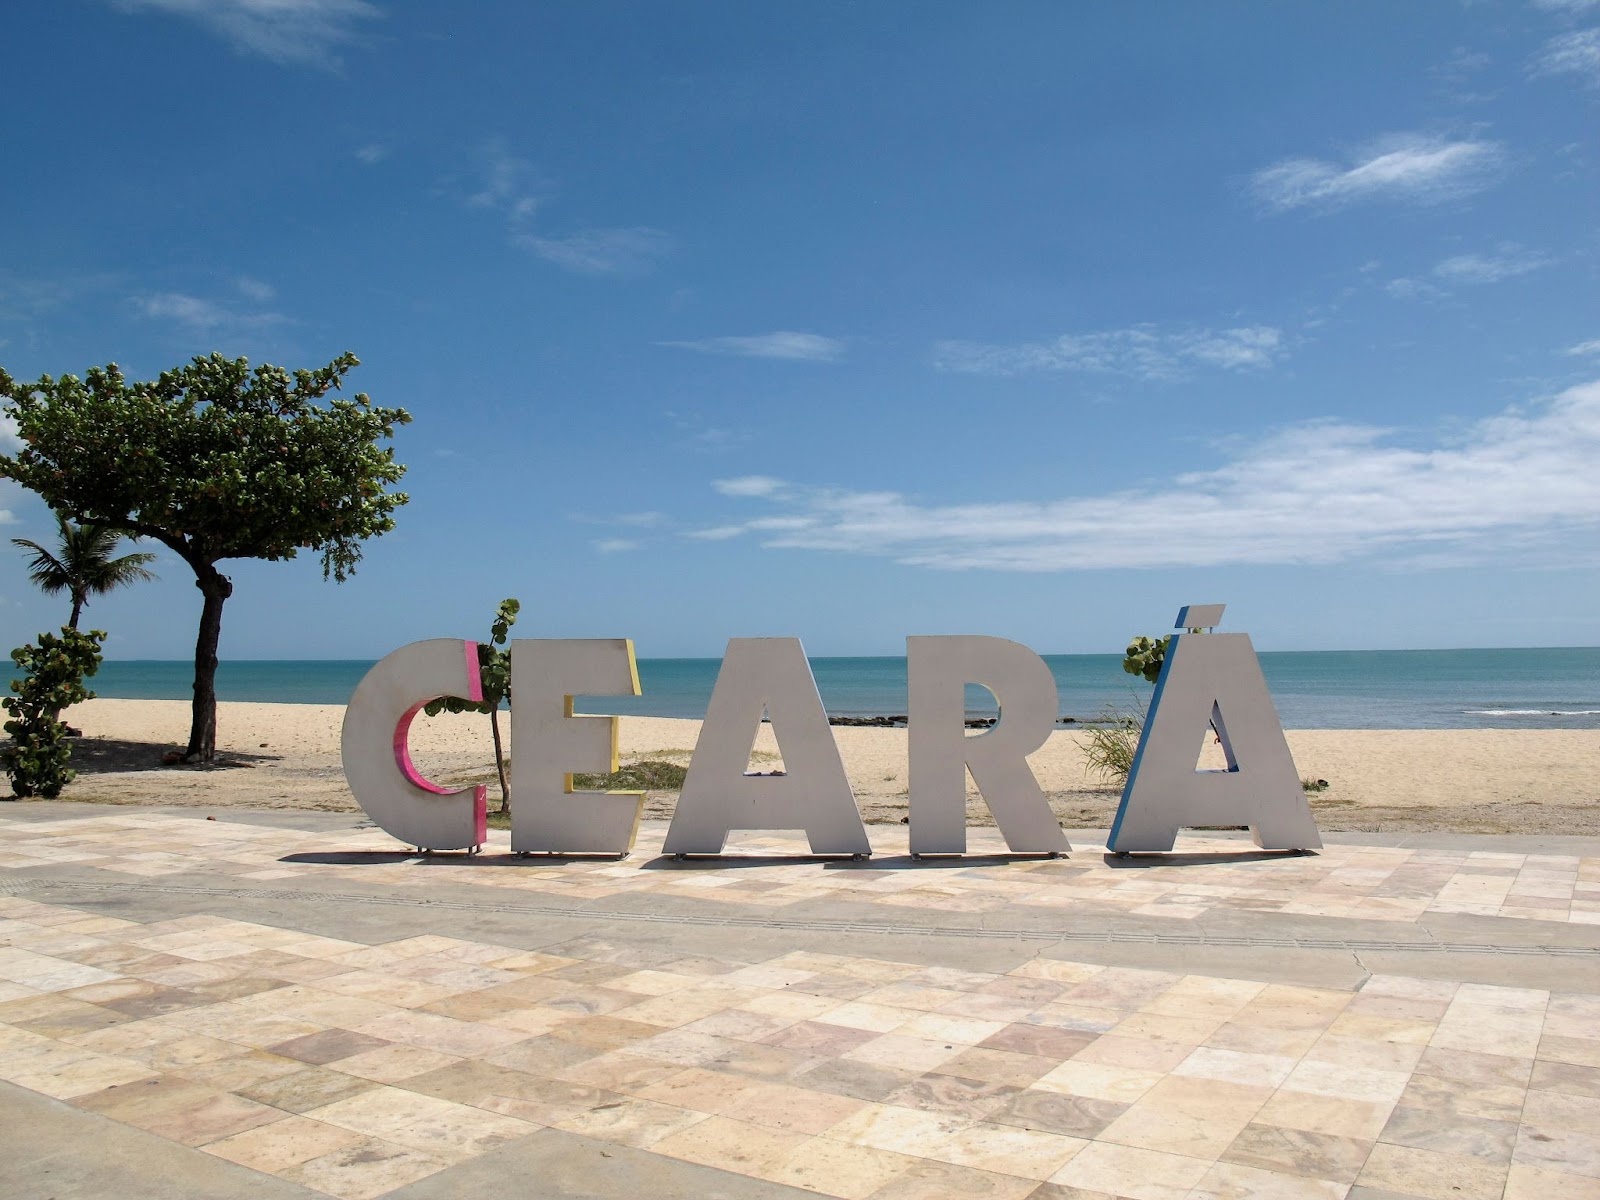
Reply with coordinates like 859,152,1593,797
424,598,520,812
1122,634,1171,684
3,627,105,798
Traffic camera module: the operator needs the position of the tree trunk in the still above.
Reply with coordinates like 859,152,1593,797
490,706,510,814
186,565,233,762
68,594,84,630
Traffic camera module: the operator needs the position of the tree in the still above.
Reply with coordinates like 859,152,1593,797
12,512,159,629
424,598,519,813
0,352,410,761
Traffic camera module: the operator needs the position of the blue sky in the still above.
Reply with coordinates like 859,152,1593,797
2,0,1598,661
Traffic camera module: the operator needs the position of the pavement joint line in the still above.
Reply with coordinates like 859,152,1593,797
6,875,1597,958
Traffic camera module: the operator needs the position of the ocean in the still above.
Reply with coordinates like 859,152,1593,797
71,647,1600,730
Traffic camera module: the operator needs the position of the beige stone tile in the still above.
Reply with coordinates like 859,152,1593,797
167,1049,306,1092
769,1136,917,1199
846,1033,966,1074
202,1114,365,1171
924,1121,1085,1179
1033,1060,1163,1105
825,1101,974,1155
1188,1160,1347,1199
1098,1076,1270,1160
1530,1058,1600,1099
1173,1046,1297,1089
1305,1033,1426,1074
1221,1121,1374,1185
1379,1104,1517,1160
1504,1163,1600,1199
328,1043,461,1083
8,1051,155,1099
553,1095,708,1148
1280,1058,1411,1105
280,1136,448,1200
865,1158,1039,1199
240,1065,380,1114
937,1047,1055,1089
652,1113,811,1175
1048,1140,1211,1200
1071,1034,1195,1074
301,1083,463,1140
637,1065,761,1113
1358,1141,1508,1200
1252,1090,1393,1141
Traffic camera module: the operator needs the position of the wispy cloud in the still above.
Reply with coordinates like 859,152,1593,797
459,142,672,277
1389,243,1552,297
593,538,639,554
136,291,288,335
512,228,675,276
714,476,787,498
1250,134,1504,212
659,332,846,362
1533,28,1600,86
684,381,1600,571
1568,338,1600,356
1433,245,1551,283
234,276,276,301
934,325,1282,381
110,0,382,69
0,414,21,454
354,143,389,166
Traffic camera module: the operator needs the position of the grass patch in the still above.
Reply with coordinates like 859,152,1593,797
572,760,689,791
1301,776,1330,793
1082,702,1143,786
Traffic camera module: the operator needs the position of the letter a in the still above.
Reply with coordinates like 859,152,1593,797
1108,605,1322,853
663,638,871,857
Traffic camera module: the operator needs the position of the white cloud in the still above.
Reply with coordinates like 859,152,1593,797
1384,277,1445,301
1433,245,1551,283
1250,134,1504,212
594,538,639,554
659,332,846,362
1531,0,1599,13
1389,244,1551,300
713,475,787,498
1568,338,1600,355
111,0,382,68
1533,28,1600,86
0,413,21,453
512,227,675,276
934,325,1282,380
354,143,389,165
235,276,275,301
136,291,288,334
685,381,1600,572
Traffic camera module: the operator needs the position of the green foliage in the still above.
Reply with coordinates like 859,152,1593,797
1082,701,1144,787
572,760,688,791
425,599,520,811
0,352,409,581
424,598,520,718
1122,635,1171,684
3,627,105,799
12,511,158,628
1302,776,1330,793
0,352,410,760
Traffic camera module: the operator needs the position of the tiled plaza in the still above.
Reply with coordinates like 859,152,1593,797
1,806,1597,1200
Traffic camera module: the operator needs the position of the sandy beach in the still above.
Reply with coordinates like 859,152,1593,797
18,697,1596,836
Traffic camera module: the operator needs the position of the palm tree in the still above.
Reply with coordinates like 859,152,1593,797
12,513,159,628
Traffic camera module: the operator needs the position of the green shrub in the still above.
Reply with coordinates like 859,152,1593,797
3,627,105,798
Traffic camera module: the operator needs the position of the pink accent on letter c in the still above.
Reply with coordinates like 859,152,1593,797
391,640,485,793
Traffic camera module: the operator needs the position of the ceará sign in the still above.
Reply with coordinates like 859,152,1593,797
341,605,1321,861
